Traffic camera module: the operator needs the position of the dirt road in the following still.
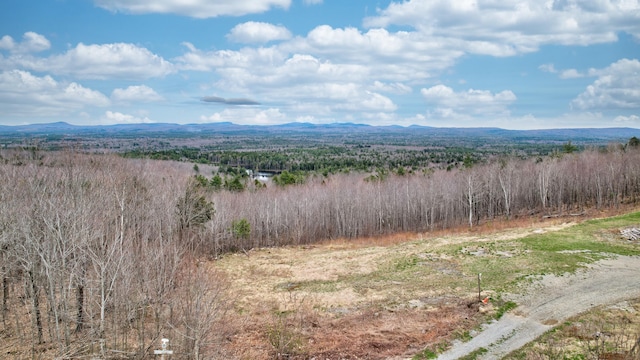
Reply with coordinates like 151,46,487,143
436,255,640,359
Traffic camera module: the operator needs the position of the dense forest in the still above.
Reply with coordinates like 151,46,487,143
1,138,640,358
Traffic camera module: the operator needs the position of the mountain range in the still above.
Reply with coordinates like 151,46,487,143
0,121,638,144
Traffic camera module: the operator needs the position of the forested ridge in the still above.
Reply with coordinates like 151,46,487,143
1,142,640,358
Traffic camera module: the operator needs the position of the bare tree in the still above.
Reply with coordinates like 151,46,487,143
85,185,128,357
171,259,234,360
498,159,517,219
464,170,480,228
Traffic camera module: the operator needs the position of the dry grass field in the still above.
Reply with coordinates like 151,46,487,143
210,207,640,359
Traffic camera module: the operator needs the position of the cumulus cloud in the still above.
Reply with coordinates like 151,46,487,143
540,64,586,79
179,48,334,107
200,107,286,125
177,28,448,86
19,32,51,53
364,0,640,56
177,41,403,120
0,70,109,117
539,63,557,73
201,96,260,105
0,32,51,53
176,42,286,72
0,36,14,51
94,0,291,18
103,110,153,124
571,58,640,110
559,69,585,79
9,42,174,80
227,22,292,43
302,25,457,70
111,85,163,103
165,2,637,126
370,81,412,94
614,114,640,123
329,90,397,112
176,24,467,121
178,26,450,82
421,84,516,115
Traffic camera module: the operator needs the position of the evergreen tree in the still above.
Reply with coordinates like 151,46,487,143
210,174,223,191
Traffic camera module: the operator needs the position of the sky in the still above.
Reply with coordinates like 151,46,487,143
0,0,639,129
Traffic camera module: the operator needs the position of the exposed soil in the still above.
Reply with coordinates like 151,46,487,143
214,210,640,359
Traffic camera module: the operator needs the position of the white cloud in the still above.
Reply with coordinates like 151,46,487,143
0,36,15,51
539,63,557,73
176,42,286,72
0,32,51,53
540,65,587,79
420,85,516,107
0,70,109,117
335,90,397,112
177,36,410,121
291,25,475,83
410,111,613,130
111,85,163,103
421,84,516,115
94,0,291,18
559,69,584,79
227,22,292,43
364,0,640,56
11,43,174,80
19,32,51,53
300,25,458,72
103,110,153,124
303,0,322,4
178,25,457,84
200,107,286,125
295,115,316,122
614,114,640,123
370,81,412,94
571,58,640,110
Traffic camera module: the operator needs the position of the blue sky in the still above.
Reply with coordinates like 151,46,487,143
0,0,638,129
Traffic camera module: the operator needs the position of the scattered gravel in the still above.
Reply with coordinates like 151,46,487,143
437,255,640,359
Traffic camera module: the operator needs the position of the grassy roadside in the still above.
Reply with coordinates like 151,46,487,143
446,211,640,296
214,210,640,358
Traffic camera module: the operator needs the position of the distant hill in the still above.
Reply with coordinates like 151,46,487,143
0,121,638,144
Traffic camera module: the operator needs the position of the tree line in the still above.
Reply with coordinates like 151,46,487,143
1,143,640,358
203,145,640,252
122,142,553,176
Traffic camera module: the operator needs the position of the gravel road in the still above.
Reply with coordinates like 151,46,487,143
436,255,640,359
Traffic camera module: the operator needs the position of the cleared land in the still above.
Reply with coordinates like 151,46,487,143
212,209,640,359
438,255,640,359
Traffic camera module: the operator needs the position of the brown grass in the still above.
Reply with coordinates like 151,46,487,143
216,205,640,359
226,300,476,360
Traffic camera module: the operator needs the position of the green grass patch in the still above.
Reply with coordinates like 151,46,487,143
452,212,640,294
456,330,474,342
412,348,438,360
413,342,449,360
520,212,640,256
495,301,518,319
282,212,640,316
458,347,488,360
393,255,421,271
275,280,339,293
